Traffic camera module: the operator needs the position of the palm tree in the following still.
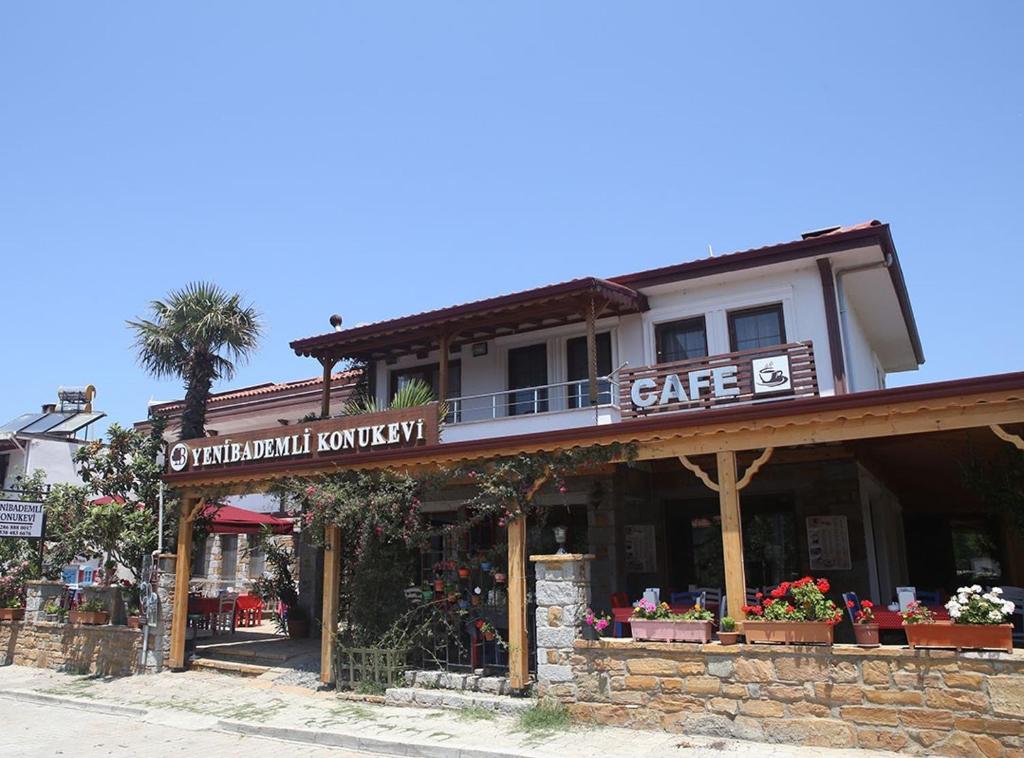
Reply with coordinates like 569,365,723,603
128,282,262,440
344,378,450,424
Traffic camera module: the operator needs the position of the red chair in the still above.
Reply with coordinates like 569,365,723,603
611,593,631,638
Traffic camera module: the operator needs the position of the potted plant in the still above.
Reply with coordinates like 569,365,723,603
493,571,507,584
581,607,611,641
741,577,841,645
43,601,64,623
850,599,879,647
70,599,110,626
457,566,470,579
718,616,741,645
0,598,24,622
629,598,715,642
285,604,309,639
903,587,1014,653
0,571,26,621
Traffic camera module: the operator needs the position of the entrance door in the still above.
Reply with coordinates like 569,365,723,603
507,344,548,415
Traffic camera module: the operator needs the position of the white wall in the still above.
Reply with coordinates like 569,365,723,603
843,301,885,392
1,439,86,489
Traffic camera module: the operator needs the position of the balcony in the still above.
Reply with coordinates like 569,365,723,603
442,378,622,443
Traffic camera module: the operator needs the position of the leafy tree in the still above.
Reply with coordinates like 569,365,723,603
128,282,262,440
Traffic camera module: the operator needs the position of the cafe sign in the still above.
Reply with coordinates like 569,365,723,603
618,342,817,419
166,404,439,476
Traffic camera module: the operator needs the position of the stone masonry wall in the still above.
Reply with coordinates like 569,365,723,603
555,639,1024,756
0,620,143,677
533,555,593,686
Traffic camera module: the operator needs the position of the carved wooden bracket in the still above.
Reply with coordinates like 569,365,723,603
185,498,207,523
680,448,775,493
990,424,1024,452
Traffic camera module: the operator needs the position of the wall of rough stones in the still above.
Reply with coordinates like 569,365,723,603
533,554,592,686
549,639,1024,756
0,620,143,676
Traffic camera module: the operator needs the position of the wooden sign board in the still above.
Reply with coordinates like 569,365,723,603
165,404,439,476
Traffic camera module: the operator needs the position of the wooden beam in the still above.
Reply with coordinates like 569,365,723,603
717,451,748,623
321,524,342,685
817,258,847,394
321,359,336,418
991,423,1024,451
438,333,450,405
679,455,719,492
507,515,529,692
169,492,198,670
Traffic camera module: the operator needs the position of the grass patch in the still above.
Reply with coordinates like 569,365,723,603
456,705,497,722
514,701,571,735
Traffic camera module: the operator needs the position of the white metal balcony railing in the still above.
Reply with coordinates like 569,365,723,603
445,377,620,425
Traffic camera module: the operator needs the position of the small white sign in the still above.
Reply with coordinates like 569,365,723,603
0,500,44,538
752,355,792,394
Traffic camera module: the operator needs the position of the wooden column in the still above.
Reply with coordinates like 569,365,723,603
507,516,529,691
321,524,342,685
716,451,748,622
169,491,199,670
320,358,336,418
438,333,450,404
585,296,599,406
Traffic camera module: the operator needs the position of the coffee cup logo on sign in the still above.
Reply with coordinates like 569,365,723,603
752,356,792,394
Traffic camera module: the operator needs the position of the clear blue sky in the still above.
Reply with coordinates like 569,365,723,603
1,3,1021,433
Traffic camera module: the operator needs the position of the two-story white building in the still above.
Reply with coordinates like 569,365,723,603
162,220,1024,683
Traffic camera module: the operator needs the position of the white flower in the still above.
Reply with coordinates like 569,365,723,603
1002,600,1016,615
991,587,1003,595
949,607,961,619
971,584,982,593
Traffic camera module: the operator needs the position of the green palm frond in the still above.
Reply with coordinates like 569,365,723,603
343,378,448,422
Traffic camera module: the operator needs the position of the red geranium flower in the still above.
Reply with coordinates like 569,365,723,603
861,600,873,608
816,578,830,593
846,599,855,608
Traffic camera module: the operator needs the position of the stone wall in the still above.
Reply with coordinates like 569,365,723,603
556,640,1024,756
0,621,143,676
533,554,593,685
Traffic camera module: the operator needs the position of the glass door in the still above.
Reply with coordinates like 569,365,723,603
507,344,548,415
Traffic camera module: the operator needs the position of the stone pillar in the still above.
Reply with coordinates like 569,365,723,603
155,554,177,670
531,553,594,698
25,580,64,622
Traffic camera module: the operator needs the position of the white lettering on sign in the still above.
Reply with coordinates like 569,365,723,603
0,500,45,538
174,417,428,471
631,365,741,410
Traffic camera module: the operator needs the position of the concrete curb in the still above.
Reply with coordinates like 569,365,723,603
0,688,147,718
217,718,533,758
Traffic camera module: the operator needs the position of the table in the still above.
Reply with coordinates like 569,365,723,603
873,607,949,630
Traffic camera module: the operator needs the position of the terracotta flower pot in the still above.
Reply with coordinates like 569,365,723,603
742,621,834,645
458,568,470,578
630,619,713,643
904,621,1013,653
483,631,495,641
69,610,109,626
0,608,24,622
433,579,445,592
717,631,741,646
854,623,880,647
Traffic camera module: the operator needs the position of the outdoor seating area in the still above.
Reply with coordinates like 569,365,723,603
186,592,265,638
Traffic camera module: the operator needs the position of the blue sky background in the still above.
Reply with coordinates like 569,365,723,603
1,3,1021,433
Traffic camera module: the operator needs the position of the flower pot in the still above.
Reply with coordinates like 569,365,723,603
433,579,445,592
480,562,493,572
470,595,480,606
904,621,1013,653
854,623,880,647
0,608,24,622
447,593,459,604
493,573,507,584
717,631,741,646
69,610,109,626
581,624,601,641
458,568,470,579
630,619,714,643
742,621,834,645
421,589,434,602
483,631,495,641
126,615,143,630
288,618,309,639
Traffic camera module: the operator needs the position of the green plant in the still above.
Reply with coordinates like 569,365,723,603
77,599,106,613
3,597,21,609
901,601,934,625
43,601,62,616
515,701,571,734
0,561,30,607
676,603,714,621
128,282,262,441
742,577,841,624
946,585,1015,625
720,616,736,632
247,527,300,634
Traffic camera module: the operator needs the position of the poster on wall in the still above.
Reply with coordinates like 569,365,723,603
806,515,852,571
624,525,656,573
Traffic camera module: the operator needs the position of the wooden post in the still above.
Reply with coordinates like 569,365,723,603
321,524,342,685
585,296,599,406
507,516,529,691
716,451,748,622
438,333,450,405
169,491,198,670
320,359,336,418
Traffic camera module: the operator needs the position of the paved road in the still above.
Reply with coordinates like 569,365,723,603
2,700,385,758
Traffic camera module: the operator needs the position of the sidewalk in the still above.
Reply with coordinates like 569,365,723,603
0,665,895,758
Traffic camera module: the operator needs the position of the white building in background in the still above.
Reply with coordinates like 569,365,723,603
0,386,105,492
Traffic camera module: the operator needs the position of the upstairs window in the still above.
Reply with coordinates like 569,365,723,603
728,304,786,352
655,316,708,363
566,332,612,407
